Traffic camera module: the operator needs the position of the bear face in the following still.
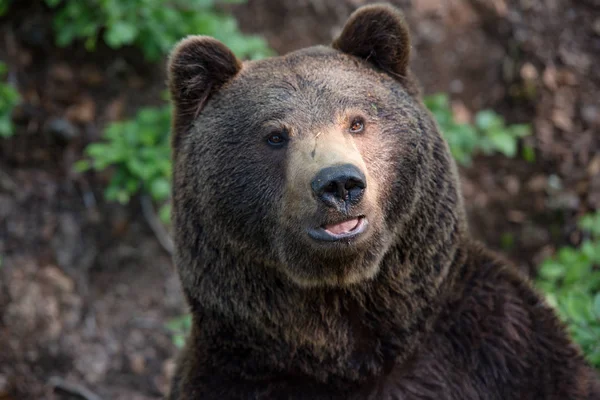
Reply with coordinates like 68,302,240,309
168,5,466,290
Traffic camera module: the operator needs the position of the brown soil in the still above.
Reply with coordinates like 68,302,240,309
0,0,598,398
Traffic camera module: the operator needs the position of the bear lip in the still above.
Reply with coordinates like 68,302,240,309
308,217,368,242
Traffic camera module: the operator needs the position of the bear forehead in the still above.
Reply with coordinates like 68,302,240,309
232,46,392,96
206,47,406,127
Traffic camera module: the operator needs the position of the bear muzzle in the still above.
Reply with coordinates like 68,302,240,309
308,163,369,242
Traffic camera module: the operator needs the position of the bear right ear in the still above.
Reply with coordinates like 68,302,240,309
332,4,411,78
167,36,241,148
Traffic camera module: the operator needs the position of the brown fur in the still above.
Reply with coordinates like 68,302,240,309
167,4,600,399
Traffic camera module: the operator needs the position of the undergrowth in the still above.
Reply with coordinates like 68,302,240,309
536,211,600,367
0,62,21,138
45,0,272,61
75,105,173,223
424,93,532,166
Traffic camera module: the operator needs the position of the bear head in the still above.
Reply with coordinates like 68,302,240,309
168,4,467,290
167,5,469,372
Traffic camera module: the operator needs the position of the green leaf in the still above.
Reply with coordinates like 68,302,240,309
565,292,593,324
557,247,582,266
586,349,600,368
127,157,151,180
150,178,171,201
158,203,171,225
572,326,599,345
579,212,600,238
538,260,565,281
593,293,600,319
105,21,138,47
563,259,592,286
166,314,192,332
73,160,91,173
500,232,515,250
424,93,449,112
123,179,138,195
173,334,186,349
0,115,13,137
488,130,517,158
509,124,531,138
0,0,13,15
84,36,97,52
522,144,536,163
544,292,559,309
475,110,504,131
116,190,130,204
581,240,596,261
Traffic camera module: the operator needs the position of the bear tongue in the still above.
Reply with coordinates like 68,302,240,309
324,218,360,235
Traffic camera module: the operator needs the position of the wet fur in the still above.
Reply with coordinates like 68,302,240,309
167,4,600,399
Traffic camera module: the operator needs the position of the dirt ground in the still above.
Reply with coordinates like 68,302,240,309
0,0,599,398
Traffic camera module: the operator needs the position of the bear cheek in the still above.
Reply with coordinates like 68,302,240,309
356,128,414,227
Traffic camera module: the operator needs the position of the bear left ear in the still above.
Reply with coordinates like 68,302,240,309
333,4,411,78
168,36,241,149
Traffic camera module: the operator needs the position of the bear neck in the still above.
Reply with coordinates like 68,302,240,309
181,214,467,387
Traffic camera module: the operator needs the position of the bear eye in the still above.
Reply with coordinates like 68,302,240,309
349,117,365,133
267,129,288,147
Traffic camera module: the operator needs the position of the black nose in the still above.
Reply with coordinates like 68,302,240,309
311,164,366,207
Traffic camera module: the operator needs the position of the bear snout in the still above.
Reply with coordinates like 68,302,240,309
310,163,366,209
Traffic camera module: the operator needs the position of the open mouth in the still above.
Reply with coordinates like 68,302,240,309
308,216,368,242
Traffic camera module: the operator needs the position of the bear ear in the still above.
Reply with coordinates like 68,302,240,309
332,4,411,78
167,36,241,147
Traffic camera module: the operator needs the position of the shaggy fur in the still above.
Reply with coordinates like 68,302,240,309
167,4,600,399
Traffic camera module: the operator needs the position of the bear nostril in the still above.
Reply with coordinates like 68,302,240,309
311,164,366,207
325,182,339,194
345,178,365,191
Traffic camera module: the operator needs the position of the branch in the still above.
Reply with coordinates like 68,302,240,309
140,195,174,255
49,376,103,400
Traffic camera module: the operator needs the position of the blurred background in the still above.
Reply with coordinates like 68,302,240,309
0,0,598,398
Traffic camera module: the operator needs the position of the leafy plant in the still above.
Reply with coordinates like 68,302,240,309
0,62,21,138
45,0,272,61
424,93,531,166
536,211,600,367
0,0,12,16
75,106,172,222
166,314,192,349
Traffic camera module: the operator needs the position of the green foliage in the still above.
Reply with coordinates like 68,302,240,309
0,0,12,16
423,93,531,166
0,62,20,138
165,314,192,349
536,211,600,367
75,106,172,223
500,232,515,251
45,0,272,61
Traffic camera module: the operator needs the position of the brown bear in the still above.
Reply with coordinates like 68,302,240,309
166,4,600,399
